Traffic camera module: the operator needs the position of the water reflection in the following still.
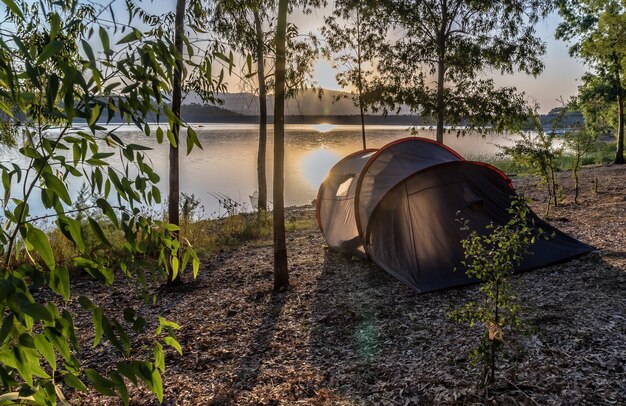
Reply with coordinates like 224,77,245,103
310,123,337,133
5,124,522,217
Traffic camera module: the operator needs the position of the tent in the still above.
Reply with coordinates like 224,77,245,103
316,137,593,292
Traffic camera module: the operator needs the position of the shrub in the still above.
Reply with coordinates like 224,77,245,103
451,196,549,386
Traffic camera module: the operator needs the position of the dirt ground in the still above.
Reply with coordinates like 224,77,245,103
68,164,625,405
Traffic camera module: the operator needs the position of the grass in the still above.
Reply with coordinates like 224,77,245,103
41,207,317,274
470,140,617,177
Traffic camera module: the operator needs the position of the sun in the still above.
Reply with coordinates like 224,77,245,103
300,148,341,188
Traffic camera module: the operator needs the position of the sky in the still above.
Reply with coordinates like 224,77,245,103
1,1,588,113
292,8,587,113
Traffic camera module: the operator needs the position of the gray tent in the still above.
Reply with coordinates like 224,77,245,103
317,137,593,292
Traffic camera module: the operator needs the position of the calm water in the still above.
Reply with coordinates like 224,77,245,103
4,124,521,218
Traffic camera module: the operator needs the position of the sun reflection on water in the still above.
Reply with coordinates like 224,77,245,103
300,147,341,188
311,123,337,133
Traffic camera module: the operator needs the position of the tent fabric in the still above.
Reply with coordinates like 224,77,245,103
355,137,463,239
317,149,377,257
317,138,594,293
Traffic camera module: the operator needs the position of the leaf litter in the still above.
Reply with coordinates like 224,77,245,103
67,164,625,405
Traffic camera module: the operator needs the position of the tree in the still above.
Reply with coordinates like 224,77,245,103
212,0,318,212
273,0,289,290
128,0,228,283
372,0,549,144
452,197,541,386
322,0,384,149
501,123,562,215
578,72,617,139
0,1,202,403
553,99,597,204
212,0,272,211
169,0,186,283
556,0,626,164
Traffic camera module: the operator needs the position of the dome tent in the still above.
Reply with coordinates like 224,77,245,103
317,138,593,292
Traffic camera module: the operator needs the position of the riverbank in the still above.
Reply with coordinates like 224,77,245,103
68,164,625,405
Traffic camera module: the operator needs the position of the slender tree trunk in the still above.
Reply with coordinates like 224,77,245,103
435,5,447,144
273,0,289,290
359,99,366,149
356,6,366,150
168,0,185,283
436,55,445,144
616,73,625,164
254,9,268,211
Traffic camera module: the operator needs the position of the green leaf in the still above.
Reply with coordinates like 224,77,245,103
64,372,88,392
166,129,177,147
65,217,85,253
88,104,100,126
134,362,163,403
2,169,11,207
85,369,116,396
20,301,53,322
110,371,129,406
186,126,202,155
42,173,71,205
89,218,111,247
36,40,64,65
49,13,61,40
155,127,164,143
92,308,103,348
171,255,179,281
153,342,164,372
96,198,119,228
163,336,182,355
116,29,141,45
26,227,55,269
50,265,70,301
192,255,199,279
43,327,71,362
34,335,56,371
99,26,110,55
1,0,23,19
0,314,14,344
116,362,137,385
81,39,96,65
13,346,33,386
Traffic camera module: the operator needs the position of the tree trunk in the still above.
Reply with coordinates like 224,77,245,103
272,0,289,290
254,9,268,210
435,5,447,144
356,6,366,150
616,73,625,164
436,55,445,144
168,0,186,283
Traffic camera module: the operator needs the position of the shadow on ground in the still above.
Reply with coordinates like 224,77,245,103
306,249,626,405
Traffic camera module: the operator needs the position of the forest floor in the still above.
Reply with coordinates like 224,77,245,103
69,164,625,405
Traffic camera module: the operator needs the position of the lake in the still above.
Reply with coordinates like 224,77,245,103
138,123,520,217
4,124,521,218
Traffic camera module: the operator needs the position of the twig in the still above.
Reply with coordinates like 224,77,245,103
501,376,541,406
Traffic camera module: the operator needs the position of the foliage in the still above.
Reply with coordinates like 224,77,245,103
0,1,214,403
556,0,626,163
500,123,562,215
370,0,550,143
451,197,545,386
553,99,599,203
322,0,385,148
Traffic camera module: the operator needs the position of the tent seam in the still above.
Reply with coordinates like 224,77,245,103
404,181,422,288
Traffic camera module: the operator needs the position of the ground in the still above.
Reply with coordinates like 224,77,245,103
68,164,625,405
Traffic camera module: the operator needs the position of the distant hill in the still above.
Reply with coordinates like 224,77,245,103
185,88,412,116
540,107,585,130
